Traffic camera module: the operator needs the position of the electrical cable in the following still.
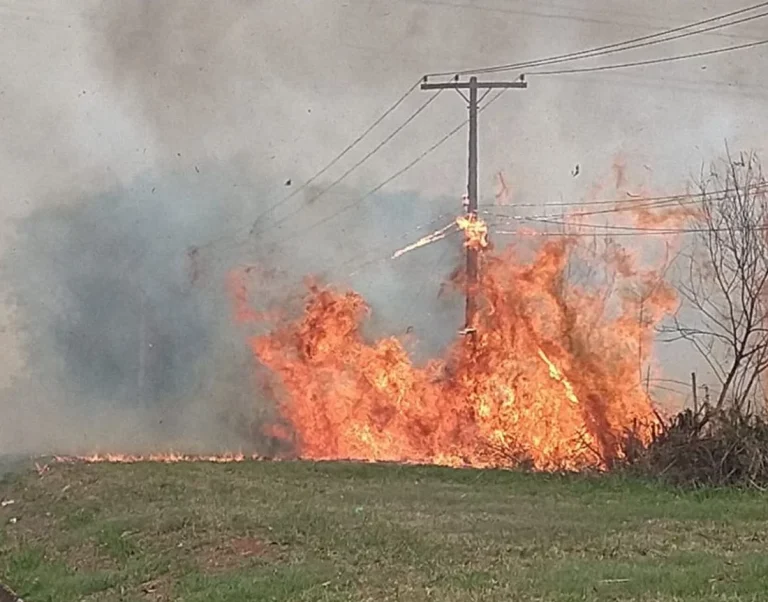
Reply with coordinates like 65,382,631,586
482,9,768,74
192,78,428,256
491,224,768,237
482,183,768,222
530,38,768,76
273,89,509,245
247,78,423,235
425,0,768,77
194,3,768,258
251,90,444,238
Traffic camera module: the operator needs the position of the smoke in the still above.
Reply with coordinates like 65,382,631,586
1,0,766,453
0,155,464,454
0,167,265,454
83,0,767,201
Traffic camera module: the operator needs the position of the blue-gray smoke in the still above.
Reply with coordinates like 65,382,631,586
1,162,464,454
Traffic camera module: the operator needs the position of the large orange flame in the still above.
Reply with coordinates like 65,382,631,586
240,216,677,471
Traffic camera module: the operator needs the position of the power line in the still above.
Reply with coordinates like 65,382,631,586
333,213,457,273
307,180,768,273
520,208,768,233
339,215,768,281
345,227,461,280
568,184,768,217
485,199,688,221
487,182,768,210
483,183,768,222
193,78,425,256
489,212,698,233
553,66,768,101
491,224,768,237
650,384,689,397
272,90,510,246
251,90,444,237
521,217,698,233
489,10,768,75
245,78,422,235
255,80,763,247
276,122,467,245
204,79,453,258
489,189,712,209
530,38,768,76
401,0,765,43
571,197,706,217
426,1,768,77
192,6,768,258
193,4,768,258
525,9,768,70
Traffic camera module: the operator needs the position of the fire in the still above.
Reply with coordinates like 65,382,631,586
55,453,261,464
239,215,676,471
456,214,489,250
392,222,455,260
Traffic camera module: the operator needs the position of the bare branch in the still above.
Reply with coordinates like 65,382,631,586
666,150,768,409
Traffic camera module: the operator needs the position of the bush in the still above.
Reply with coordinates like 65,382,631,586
624,404,768,489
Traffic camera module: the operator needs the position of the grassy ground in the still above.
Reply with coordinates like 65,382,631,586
1,460,768,601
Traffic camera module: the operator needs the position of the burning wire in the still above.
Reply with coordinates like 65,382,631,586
392,222,458,259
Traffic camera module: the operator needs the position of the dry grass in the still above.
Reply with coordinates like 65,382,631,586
1,459,768,601
626,404,768,489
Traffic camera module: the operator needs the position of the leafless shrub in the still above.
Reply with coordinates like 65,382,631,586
624,402,768,489
661,151,768,410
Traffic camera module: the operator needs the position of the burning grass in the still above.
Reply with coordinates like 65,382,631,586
54,453,262,465
2,460,768,601
234,216,676,472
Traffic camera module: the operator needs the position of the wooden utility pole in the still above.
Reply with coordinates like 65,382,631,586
421,75,527,332
691,372,698,415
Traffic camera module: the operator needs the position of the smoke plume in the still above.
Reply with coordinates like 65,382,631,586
1,0,766,453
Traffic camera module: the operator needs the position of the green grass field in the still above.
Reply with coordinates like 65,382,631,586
1,459,768,601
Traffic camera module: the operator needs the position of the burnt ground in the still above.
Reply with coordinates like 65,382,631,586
1,459,768,601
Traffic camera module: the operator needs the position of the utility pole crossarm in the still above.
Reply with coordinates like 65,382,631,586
421,75,527,335
420,81,527,90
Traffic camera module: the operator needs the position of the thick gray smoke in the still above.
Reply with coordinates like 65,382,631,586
0,168,266,453
1,0,766,453
0,159,461,455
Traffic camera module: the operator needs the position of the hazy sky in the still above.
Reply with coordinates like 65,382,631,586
1,0,766,449
3,0,765,216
